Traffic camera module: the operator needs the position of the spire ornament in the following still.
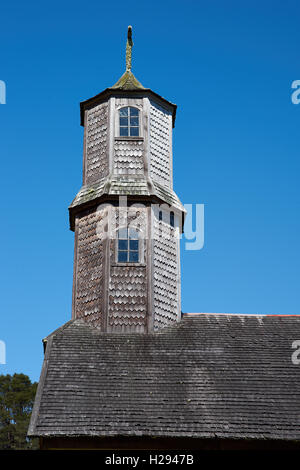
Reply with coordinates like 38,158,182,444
112,26,145,90
126,25,133,72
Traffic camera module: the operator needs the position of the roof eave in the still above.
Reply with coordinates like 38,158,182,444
68,193,185,232
80,88,177,127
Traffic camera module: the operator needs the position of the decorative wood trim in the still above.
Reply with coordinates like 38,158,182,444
111,263,146,268
114,136,144,142
80,88,177,128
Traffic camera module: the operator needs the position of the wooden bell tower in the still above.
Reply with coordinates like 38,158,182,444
69,27,185,333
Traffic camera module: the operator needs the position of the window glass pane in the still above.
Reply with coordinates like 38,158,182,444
159,211,162,221
129,107,138,117
129,240,139,251
129,228,139,239
120,117,128,126
118,251,128,262
120,127,128,136
118,227,128,239
129,251,139,262
118,239,128,251
130,117,138,126
170,211,174,227
119,107,128,117
130,127,139,136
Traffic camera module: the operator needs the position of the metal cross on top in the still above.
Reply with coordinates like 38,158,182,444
126,25,133,72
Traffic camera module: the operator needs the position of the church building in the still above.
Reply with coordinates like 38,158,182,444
28,27,300,450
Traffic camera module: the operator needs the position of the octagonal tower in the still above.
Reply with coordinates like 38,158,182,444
69,27,185,333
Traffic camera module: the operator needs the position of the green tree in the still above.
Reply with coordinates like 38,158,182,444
0,373,38,449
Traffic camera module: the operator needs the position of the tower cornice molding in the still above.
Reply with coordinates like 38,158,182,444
80,88,177,128
68,184,186,232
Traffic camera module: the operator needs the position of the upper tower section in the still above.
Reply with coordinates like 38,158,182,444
78,26,177,192
69,27,184,332
69,26,184,232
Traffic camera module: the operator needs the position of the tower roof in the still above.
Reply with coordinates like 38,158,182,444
111,70,145,91
80,26,177,127
111,26,145,91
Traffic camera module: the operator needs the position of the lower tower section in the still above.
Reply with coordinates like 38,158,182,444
71,200,181,332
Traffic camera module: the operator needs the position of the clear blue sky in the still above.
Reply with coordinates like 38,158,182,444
1,0,300,382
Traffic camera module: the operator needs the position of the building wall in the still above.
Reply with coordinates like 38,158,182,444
152,209,180,330
84,101,109,185
107,264,147,333
107,205,148,333
149,99,172,188
83,97,174,186
73,206,107,328
73,94,180,332
113,139,144,175
73,203,180,332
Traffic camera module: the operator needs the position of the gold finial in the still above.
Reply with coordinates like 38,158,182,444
126,25,133,72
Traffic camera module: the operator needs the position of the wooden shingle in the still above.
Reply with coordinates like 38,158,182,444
28,314,300,441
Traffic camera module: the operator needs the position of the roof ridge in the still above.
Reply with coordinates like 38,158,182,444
43,319,76,343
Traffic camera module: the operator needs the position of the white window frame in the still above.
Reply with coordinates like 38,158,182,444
115,226,144,264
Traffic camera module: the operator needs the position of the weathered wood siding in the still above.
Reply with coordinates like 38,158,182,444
152,212,179,330
113,139,144,175
107,206,148,333
72,95,180,333
149,100,172,187
108,264,147,333
73,207,106,328
85,102,109,184
112,98,145,176
115,97,143,113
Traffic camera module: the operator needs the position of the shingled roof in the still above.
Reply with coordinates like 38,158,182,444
28,314,300,441
112,70,145,90
68,176,186,231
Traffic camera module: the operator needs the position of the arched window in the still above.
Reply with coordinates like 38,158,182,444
117,227,139,263
158,209,174,227
119,107,139,137
170,211,174,227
